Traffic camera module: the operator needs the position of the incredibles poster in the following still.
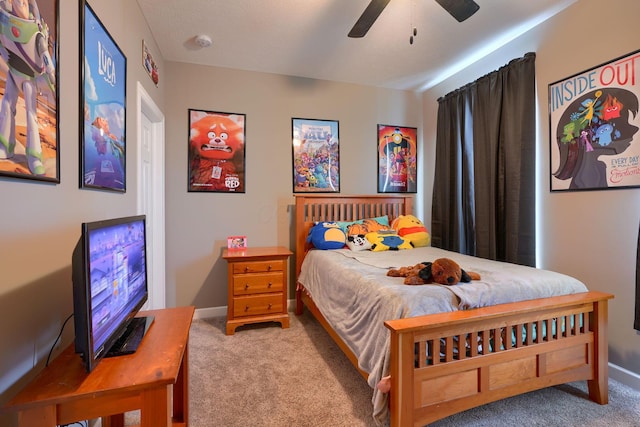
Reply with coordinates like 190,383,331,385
377,125,417,193
549,50,640,191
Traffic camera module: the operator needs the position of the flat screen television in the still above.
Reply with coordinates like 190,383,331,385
72,214,154,372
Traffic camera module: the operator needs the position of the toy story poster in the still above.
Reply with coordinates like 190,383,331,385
549,50,640,191
81,2,126,192
377,125,417,193
292,118,340,193
0,0,58,182
188,109,246,193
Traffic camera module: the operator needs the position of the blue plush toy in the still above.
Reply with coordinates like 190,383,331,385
307,222,346,250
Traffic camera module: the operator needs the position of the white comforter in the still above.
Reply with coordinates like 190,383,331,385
297,246,588,425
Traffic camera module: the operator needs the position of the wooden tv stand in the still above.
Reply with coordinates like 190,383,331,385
2,306,195,427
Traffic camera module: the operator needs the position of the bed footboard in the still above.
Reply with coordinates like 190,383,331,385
384,291,613,427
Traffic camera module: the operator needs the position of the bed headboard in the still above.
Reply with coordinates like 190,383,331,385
294,194,414,278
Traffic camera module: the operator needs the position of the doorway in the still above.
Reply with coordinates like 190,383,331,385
137,82,166,309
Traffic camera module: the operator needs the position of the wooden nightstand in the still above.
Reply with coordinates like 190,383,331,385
222,246,292,335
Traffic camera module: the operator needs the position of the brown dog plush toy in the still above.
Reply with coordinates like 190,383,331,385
387,258,480,285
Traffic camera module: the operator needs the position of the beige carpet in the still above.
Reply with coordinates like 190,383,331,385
126,310,640,426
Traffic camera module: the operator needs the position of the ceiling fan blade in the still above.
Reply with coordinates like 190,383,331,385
348,0,391,38
435,0,480,22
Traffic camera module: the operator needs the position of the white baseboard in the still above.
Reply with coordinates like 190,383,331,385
193,306,227,319
609,362,640,391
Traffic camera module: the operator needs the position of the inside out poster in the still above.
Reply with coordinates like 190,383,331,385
549,50,640,191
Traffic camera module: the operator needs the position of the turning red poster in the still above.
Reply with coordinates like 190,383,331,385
188,109,246,193
549,50,640,191
378,125,417,193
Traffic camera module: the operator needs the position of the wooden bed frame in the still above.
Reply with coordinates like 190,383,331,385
293,194,613,427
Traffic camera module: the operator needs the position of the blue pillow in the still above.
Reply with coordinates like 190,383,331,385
306,222,346,250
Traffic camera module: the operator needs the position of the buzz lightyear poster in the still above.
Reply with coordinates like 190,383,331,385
81,1,126,192
549,49,640,191
0,0,58,182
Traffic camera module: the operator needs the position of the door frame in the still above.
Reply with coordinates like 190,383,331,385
136,81,166,309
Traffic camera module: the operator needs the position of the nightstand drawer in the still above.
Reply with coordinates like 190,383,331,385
233,272,283,295
232,259,284,274
233,294,283,318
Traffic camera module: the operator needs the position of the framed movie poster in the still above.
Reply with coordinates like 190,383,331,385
188,109,246,192
377,125,417,193
292,118,340,193
80,1,127,192
549,49,640,192
0,0,59,182
142,39,158,86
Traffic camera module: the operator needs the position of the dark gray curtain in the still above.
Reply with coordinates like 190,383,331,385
635,221,640,331
431,52,536,266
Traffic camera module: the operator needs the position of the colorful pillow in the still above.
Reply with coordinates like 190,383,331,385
306,222,346,250
345,234,372,251
336,215,389,235
391,215,431,247
365,230,413,252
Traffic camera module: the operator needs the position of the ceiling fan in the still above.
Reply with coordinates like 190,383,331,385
348,0,480,38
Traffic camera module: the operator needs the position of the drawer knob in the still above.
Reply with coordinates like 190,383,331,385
268,303,272,310
244,305,250,312
244,284,250,290
268,264,272,271
244,266,249,273
267,282,272,288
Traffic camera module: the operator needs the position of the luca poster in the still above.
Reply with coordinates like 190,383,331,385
549,50,640,191
81,2,126,192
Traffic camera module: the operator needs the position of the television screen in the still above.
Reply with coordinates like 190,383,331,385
73,215,152,372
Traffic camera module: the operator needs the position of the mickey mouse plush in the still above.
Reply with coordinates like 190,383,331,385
346,234,372,251
387,258,480,285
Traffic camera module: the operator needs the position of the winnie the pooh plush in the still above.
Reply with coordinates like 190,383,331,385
391,215,430,247
387,258,480,285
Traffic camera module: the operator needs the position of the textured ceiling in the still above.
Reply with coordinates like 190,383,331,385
137,0,577,91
